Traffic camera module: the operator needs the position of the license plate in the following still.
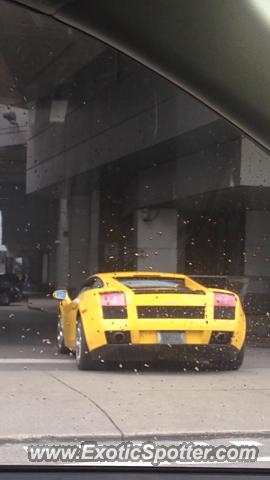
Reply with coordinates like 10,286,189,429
158,332,186,344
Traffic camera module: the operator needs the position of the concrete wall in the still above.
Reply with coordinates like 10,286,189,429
137,162,175,208
175,139,241,197
136,209,178,272
123,138,242,214
0,105,28,147
26,53,217,193
241,138,270,187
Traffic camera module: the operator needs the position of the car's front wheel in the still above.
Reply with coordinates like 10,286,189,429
76,318,96,370
57,317,69,354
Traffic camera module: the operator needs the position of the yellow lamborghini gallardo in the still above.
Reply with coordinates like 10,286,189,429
53,272,246,370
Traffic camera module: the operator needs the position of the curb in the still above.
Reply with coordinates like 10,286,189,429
1,430,270,445
27,302,57,314
27,305,45,312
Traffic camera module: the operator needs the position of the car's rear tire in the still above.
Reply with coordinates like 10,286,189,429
76,318,97,370
57,317,69,354
226,347,245,370
0,292,10,306
214,346,245,371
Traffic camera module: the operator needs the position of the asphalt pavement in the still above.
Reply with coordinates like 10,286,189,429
0,300,270,466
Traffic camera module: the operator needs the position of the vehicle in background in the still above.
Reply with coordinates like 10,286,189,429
53,271,246,371
0,273,23,305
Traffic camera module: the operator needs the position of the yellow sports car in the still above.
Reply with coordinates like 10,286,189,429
53,271,246,370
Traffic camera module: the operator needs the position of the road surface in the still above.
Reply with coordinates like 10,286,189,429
0,301,270,466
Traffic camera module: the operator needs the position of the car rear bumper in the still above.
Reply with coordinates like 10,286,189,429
90,343,241,364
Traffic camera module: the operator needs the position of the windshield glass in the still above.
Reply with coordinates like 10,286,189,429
0,0,269,468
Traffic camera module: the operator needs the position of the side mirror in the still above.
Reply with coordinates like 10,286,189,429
53,289,67,301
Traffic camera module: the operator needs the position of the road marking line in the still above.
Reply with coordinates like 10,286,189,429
0,358,74,364
21,453,270,466
257,457,270,462
193,441,209,445
56,460,268,466
230,440,263,446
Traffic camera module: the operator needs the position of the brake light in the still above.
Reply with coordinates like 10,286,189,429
214,292,236,307
100,292,126,307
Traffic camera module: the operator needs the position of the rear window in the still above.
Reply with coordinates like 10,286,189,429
116,277,200,292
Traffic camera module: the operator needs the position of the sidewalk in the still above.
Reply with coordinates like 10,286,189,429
0,347,270,445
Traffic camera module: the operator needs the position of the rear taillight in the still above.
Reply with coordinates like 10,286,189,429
100,292,126,307
214,292,236,320
214,292,236,307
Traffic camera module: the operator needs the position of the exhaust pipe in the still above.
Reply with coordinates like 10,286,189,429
112,331,126,344
105,330,131,344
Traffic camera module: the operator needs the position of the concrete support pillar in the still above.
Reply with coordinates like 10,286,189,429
88,171,100,275
42,253,49,285
136,208,178,272
48,248,57,287
54,171,101,290
244,210,270,276
69,194,90,288
56,182,70,288
177,214,186,272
